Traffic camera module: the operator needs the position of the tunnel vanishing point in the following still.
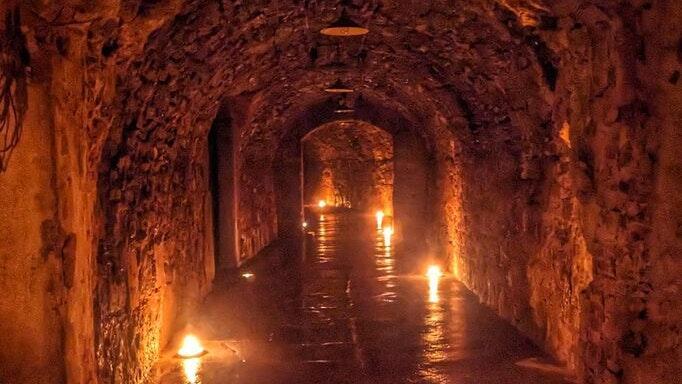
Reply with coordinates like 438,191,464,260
0,1,680,383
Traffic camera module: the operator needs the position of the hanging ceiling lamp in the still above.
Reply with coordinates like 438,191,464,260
324,78,354,93
320,8,369,37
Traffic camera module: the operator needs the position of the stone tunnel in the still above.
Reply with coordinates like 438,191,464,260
0,0,680,383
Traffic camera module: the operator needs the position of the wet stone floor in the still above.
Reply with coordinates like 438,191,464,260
155,212,573,384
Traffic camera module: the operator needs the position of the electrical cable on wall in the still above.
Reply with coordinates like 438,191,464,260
0,7,29,172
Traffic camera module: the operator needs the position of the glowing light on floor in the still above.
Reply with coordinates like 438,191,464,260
182,357,201,384
177,334,205,358
241,272,255,280
318,200,327,208
319,214,327,237
426,265,443,303
382,226,393,247
375,210,384,229
302,221,308,229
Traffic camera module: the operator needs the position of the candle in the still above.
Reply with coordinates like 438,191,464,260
177,334,205,358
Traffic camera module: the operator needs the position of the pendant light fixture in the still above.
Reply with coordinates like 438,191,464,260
320,8,369,37
324,78,354,93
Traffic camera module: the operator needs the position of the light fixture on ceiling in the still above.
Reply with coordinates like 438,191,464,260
320,8,369,37
324,78,354,93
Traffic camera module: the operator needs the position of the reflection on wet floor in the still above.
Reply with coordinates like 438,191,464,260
156,212,572,384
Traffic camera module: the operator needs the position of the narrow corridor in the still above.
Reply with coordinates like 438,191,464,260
156,213,571,384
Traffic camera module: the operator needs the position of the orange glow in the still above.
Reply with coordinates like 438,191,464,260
320,11,369,37
177,334,205,358
302,221,308,229
182,357,201,383
318,200,327,208
426,265,443,280
426,265,443,303
375,210,384,229
382,226,393,246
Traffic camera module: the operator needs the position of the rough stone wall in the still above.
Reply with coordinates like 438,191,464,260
236,153,278,261
431,113,465,269
303,121,393,213
450,133,539,329
527,128,593,369
2,4,223,381
447,1,682,382
96,122,216,383
446,103,593,374
0,79,66,383
641,3,682,382
546,2,682,382
0,3,108,382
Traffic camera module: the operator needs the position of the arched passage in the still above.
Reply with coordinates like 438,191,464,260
272,96,440,263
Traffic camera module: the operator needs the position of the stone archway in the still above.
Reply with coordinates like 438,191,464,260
272,97,438,262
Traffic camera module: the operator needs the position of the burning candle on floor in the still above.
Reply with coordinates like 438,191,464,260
375,210,384,229
177,334,206,358
426,265,443,303
176,333,206,382
318,200,327,208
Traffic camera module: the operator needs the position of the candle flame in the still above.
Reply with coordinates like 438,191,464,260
375,211,384,229
178,334,205,358
426,265,443,280
318,200,327,208
426,265,443,303
302,221,308,228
